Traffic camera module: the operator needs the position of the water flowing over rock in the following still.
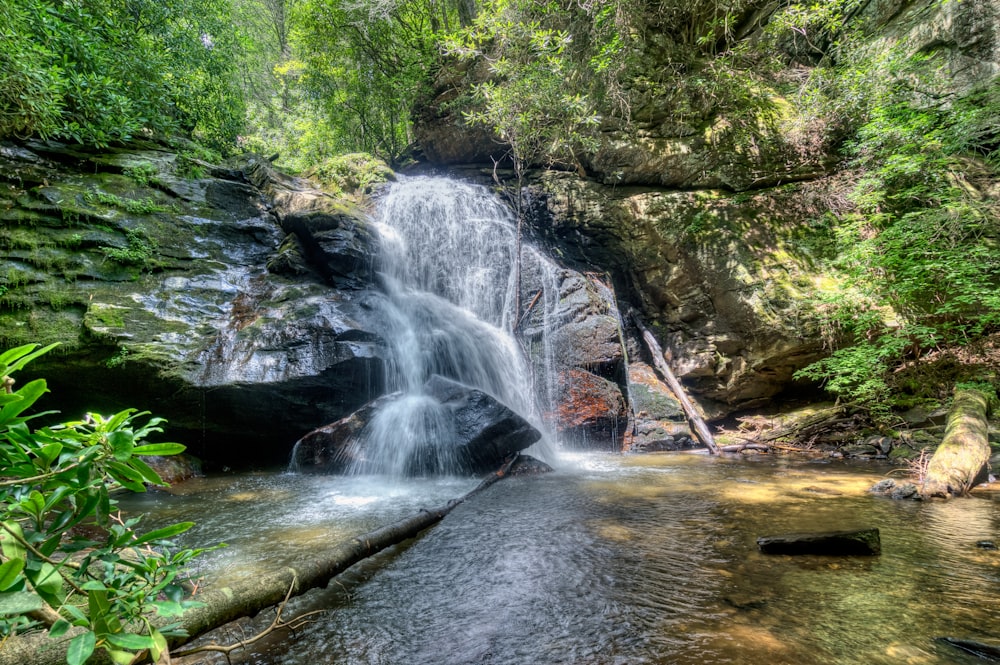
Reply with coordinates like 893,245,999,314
291,375,541,475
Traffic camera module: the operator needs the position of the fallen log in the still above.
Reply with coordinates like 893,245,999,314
630,311,719,455
0,456,521,665
757,528,881,556
936,637,1000,661
920,387,993,498
718,443,773,453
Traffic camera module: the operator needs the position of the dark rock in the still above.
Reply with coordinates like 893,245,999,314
976,540,998,551
519,261,630,449
290,396,389,474
292,375,541,475
425,375,542,473
544,369,627,450
279,207,379,288
756,528,881,556
624,361,691,452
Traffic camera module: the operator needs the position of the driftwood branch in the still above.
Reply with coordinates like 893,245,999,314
0,456,520,665
513,289,542,333
630,311,719,455
920,388,992,498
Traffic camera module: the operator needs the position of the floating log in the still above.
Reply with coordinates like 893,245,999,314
630,311,719,455
757,528,881,556
920,388,992,498
0,457,523,665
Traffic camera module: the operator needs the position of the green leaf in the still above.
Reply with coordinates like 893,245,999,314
0,556,25,591
36,441,63,467
105,631,157,650
149,628,168,662
67,630,96,665
0,378,48,426
49,618,72,638
131,443,186,457
30,562,64,606
127,456,164,486
106,461,147,492
0,343,58,375
132,522,194,546
108,649,136,665
0,590,44,615
0,521,27,560
108,430,135,460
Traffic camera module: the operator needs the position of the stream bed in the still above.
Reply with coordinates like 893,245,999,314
121,453,1000,664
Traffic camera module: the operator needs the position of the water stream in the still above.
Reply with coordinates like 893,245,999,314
121,455,1000,665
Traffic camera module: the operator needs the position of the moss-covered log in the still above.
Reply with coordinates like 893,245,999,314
0,457,519,665
920,388,993,498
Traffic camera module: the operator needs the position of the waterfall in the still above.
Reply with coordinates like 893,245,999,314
348,176,552,475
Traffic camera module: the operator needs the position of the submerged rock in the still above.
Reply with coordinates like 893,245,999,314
292,375,541,475
870,478,920,500
757,528,881,556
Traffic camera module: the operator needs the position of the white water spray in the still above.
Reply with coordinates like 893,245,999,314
349,177,554,475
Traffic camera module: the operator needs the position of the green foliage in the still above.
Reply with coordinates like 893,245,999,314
289,0,447,164
0,0,246,151
122,164,159,188
309,153,394,197
100,228,157,269
444,0,627,173
0,343,210,664
84,192,169,216
794,47,1000,420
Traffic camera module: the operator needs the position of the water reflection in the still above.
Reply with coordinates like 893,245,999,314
127,454,1000,665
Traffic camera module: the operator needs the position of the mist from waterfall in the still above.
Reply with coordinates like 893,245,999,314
347,176,554,475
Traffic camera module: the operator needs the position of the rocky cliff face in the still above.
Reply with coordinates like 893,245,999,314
0,141,391,466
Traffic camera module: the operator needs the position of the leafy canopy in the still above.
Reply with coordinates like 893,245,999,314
0,0,245,151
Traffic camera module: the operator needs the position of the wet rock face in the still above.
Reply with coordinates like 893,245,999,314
292,375,541,475
518,255,631,449
0,141,389,467
526,171,830,414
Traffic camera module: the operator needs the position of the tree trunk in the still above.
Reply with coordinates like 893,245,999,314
630,311,720,455
920,388,993,498
0,458,519,665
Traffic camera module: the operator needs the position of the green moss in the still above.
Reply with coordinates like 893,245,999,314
85,302,126,329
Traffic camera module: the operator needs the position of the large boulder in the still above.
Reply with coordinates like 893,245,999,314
518,251,631,449
291,375,542,475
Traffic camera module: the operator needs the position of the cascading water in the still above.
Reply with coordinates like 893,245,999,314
346,176,553,475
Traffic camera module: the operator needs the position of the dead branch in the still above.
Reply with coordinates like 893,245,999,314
630,310,720,454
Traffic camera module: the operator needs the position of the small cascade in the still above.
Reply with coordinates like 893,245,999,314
346,177,553,475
